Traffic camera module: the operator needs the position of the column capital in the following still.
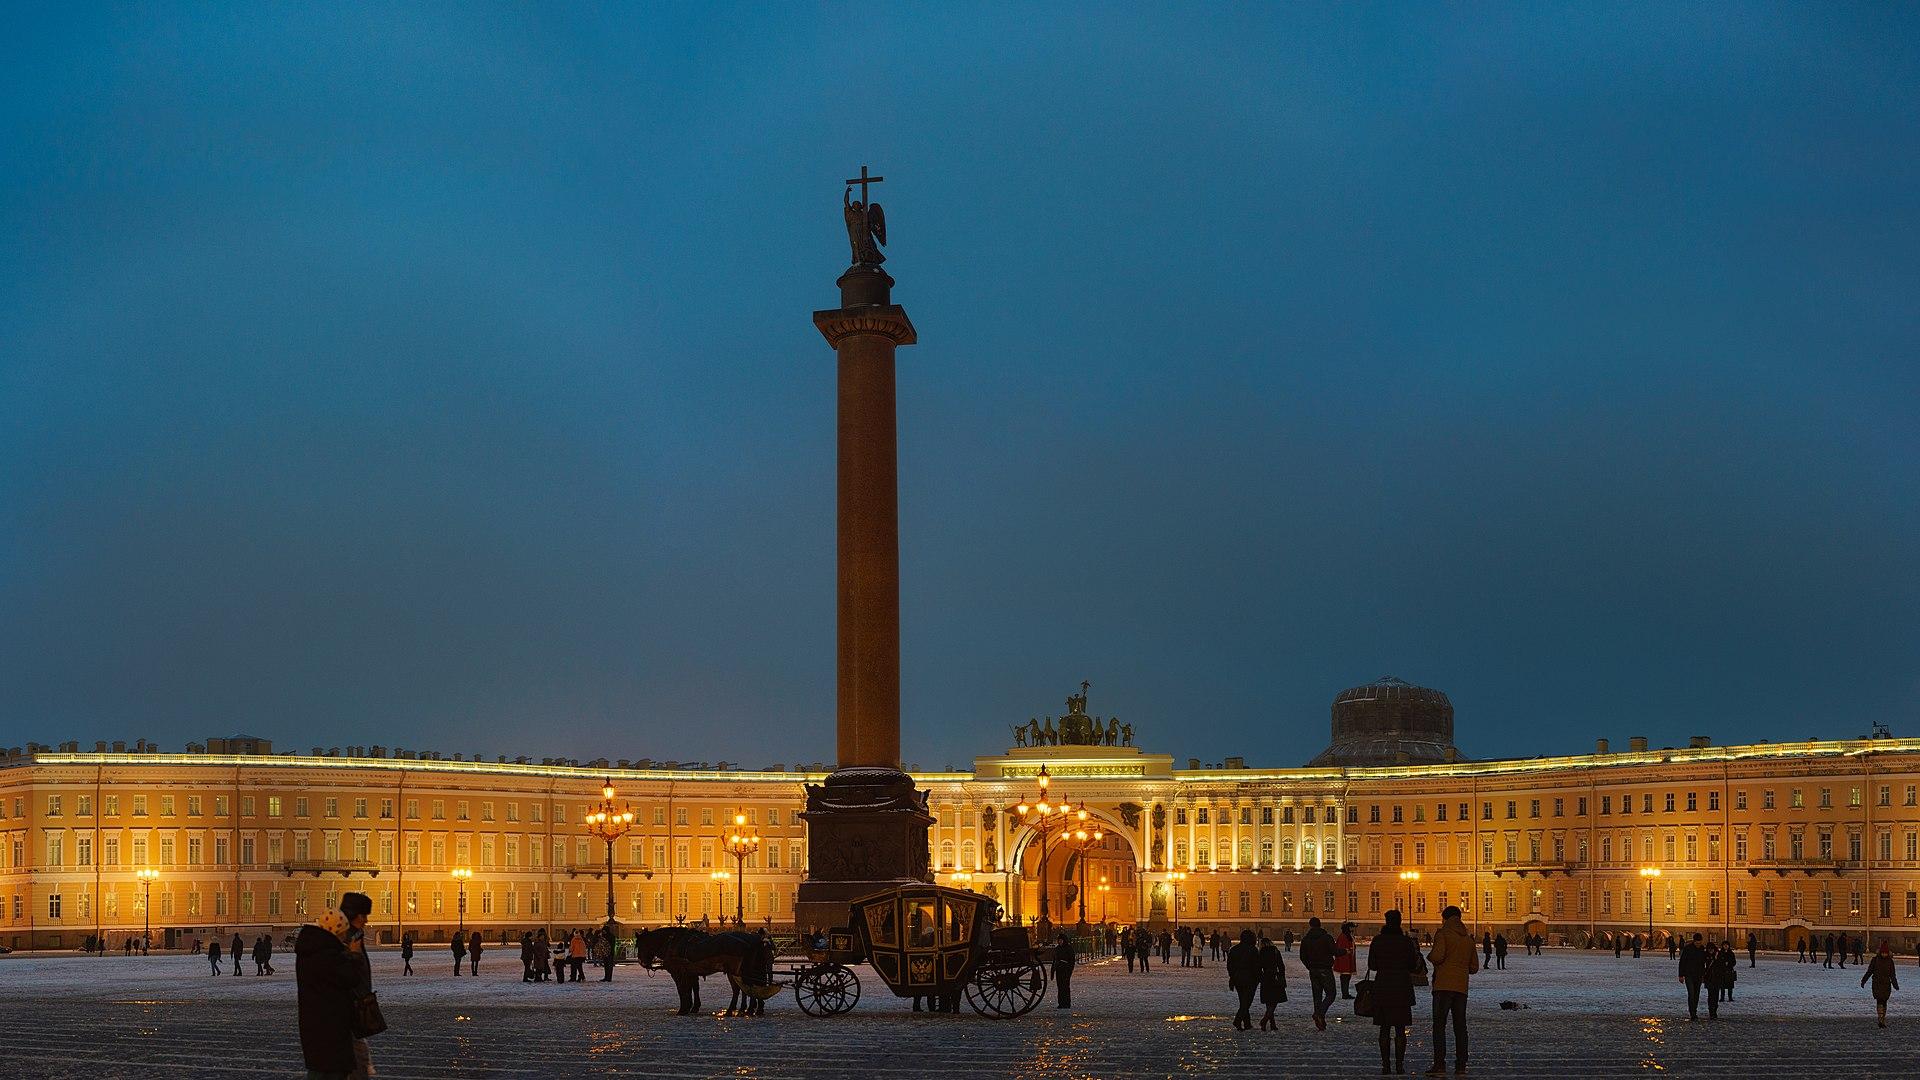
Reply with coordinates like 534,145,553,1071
814,305,917,348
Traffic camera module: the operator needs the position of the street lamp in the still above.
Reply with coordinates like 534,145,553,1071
584,781,636,981
723,813,761,927
450,867,472,934
1010,765,1082,928
1169,869,1188,920
710,870,730,923
135,868,159,953
1639,866,1661,942
1397,870,1420,918
1069,819,1105,928
950,871,974,889
1097,875,1111,924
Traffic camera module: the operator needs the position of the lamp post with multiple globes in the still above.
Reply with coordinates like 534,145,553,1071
1097,875,1111,923
449,867,472,934
723,814,762,926
135,867,159,952
1070,819,1105,928
1397,869,1420,920
710,870,730,923
1168,869,1188,920
1640,866,1661,941
583,782,636,980
1010,764,1088,929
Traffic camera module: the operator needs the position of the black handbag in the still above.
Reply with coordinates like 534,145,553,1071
1353,978,1376,1017
352,991,388,1038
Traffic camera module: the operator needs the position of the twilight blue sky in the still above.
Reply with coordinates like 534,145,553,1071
2,4,1916,769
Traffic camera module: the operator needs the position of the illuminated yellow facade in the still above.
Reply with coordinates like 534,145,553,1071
5,734,1920,950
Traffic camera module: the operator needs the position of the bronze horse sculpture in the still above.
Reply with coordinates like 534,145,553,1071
633,926,765,1015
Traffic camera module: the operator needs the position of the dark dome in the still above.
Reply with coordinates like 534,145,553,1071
1307,676,1460,767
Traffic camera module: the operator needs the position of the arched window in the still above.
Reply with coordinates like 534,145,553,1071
1260,839,1274,867
1302,839,1318,867
1282,838,1296,864
939,839,954,870
961,840,976,871
1175,840,1189,865
1238,840,1253,866
1196,842,1211,866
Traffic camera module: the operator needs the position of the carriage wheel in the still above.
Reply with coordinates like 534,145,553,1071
793,963,861,1016
965,961,1047,1018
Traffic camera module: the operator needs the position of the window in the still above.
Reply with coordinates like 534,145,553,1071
1880,786,1892,808
1666,793,1677,813
1763,789,1776,810
1368,805,1380,824
295,797,309,817
1507,801,1517,819
480,802,494,822
133,795,148,817
1642,794,1653,813
1734,790,1746,811
45,795,61,817
1554,799,1564,817
47,894,61,919
1260,806,1274,825
456,801,469,821
1436,803,1448,822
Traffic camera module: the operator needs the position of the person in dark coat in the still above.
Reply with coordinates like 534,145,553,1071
1226,929,1260,1030
208,939,222,975
1135,927,1152,972
1052,932,1075,1009
1121,928,1135,973
1746,931,1758,968
451,931,466,975
230,933,244,975
1493,932,1508,970
1482,931,1493,968
1256,936,1287,1031
468,932,484,975
1299,916,1343,1031
1863,940,1900,1027
339,891,378,1078
1678,933,1708,1020
295,911,358,1080
1632,933,1641,959
1159,929,1172,963
399,932,413,975
1713,942,1737,1009
1668,934,1679,961
1366,910,1422,1074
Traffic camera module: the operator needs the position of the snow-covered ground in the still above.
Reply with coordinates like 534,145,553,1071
0,948,1910,1077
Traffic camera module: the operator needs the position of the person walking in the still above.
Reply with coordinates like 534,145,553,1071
1854,936,1866,967
1825,933,1836,969
1177,925,1192,968
451,931,466,975
1797,937,1807,963
263,932,276,975
1159,929,1172,964
1284,928,1295,953
1426,905,1478,1077
1227,929,1260,1030
1052,932,1075,1010
231,932,244,976
1336,922,1358,998
1493,933,1508,970
1299,916,1343,1031
1678,933,1708,1021
468,931,483,975
1122,928,1135,973
400,932,414,976
295,909,359,1080
1136,927,1152,973
1746,931,1758,968
1704,943,1730,1019
209,938,222,976
1368,910,1423,1075
1257,936,1287,1031
1481,931,1492,969
340,892,379,1080
1863,941,1900,1028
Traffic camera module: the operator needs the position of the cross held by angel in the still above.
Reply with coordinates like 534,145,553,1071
843,165,887,266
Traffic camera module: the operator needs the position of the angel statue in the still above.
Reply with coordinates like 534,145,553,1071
844,185,886,265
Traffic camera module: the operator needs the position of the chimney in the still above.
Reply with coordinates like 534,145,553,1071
1187,757,1201,770
112,741,126,753
1595,738,1609,754
1628,736,1648,753
1688,735,1711,749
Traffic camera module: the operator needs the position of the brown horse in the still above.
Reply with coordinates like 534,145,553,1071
634,927,760,1015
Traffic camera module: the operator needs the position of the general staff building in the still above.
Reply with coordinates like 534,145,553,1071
3,677,1915,953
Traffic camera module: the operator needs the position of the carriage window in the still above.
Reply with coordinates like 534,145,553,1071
907,899,938,948
868,903,898,948
944,898,974,945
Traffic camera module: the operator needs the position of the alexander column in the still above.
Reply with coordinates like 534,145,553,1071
795,166,935,932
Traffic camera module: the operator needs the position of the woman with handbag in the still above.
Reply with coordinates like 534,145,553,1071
296,909,361,1080
1256,936,1288,1031
1366,910,1425,1074
340,891,382,1078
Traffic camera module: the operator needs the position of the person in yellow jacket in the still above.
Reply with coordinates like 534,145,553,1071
1425,906,1479,1077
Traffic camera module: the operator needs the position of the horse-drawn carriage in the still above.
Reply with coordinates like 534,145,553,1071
787,882,1051,1019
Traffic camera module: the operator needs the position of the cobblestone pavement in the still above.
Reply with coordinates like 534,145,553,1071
0,951,1913,1077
